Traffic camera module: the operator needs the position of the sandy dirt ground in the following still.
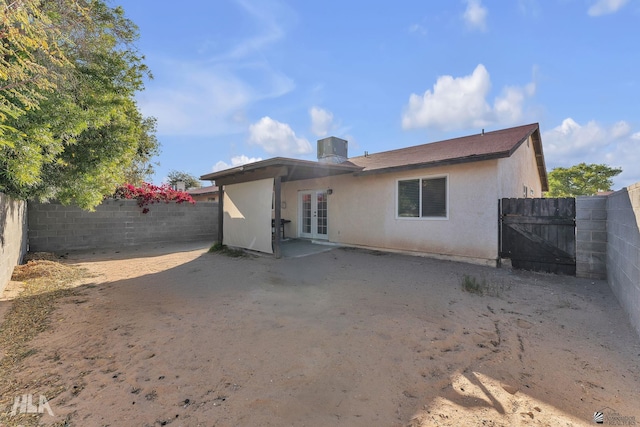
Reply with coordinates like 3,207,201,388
1,242,639,426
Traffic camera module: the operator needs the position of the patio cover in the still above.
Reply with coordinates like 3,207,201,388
224,178,274,254
201,158,362,258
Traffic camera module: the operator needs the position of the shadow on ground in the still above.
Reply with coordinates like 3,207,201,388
1,244,638,426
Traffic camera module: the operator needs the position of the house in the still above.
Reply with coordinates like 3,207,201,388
200,123,548,265
187,185,219,202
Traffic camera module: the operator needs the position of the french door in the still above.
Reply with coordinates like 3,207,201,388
299,190,328,239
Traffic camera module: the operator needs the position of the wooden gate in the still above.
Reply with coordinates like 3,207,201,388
499,198,576,275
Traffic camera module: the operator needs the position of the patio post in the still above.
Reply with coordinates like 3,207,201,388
274,176,282,259
217,185,224,245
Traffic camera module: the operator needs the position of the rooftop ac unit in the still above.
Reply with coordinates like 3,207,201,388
317,137,348,163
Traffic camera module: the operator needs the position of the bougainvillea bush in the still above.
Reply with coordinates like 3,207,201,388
113,183,195,213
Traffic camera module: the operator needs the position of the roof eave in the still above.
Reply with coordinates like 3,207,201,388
355,151,512,176
200,157,298,181
200,157,363,185
530,128,549,191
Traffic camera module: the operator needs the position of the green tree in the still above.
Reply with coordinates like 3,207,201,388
123,116,160,186
166,170,202,190
0,0,158,209
0,0,75,129
547,163,622,197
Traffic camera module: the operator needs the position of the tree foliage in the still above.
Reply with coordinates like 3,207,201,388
547,163,622,197
0,0,72,126
166,170,201,189
1,0,158,209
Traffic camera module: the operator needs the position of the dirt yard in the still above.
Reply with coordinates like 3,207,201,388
1,242,639,426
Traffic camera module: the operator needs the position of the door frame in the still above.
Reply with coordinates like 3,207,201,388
298,190,329,240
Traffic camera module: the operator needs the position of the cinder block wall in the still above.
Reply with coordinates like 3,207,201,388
576,196,608,279
0,193,28,293
606,183,640,337
28,200,218,252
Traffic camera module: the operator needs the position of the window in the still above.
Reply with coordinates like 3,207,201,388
397,176,447,218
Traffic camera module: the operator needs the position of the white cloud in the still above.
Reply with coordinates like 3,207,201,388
588,0,629,16
463,0,488,31
494,81,536,124
409,23,427,35
401,64,535,131
213,155,263,172
137,1,295,137
402,64,491,131
140,63,295,137
543,118,639,189
310,107,334,137
248,117,312,156
225,1,282,58
544,118,609,156
611,120,631,139
140,65,252,136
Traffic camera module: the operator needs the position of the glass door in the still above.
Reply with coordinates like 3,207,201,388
299,190,328,239
316,191,327,238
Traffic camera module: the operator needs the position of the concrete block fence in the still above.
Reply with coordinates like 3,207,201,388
28,199,218,252
606,183,640,337
576,196,608,279
3,185,640,338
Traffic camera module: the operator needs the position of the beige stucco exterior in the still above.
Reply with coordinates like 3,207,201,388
280,160,500,265
218,136,544,265
276,139,542,265
223,178,274,254
497,135,543,198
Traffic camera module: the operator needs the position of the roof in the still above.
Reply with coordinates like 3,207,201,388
350,123,536,171
201,123,548,190
200,157,363,185
187,185,218,195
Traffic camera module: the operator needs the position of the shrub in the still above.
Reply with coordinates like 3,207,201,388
462,274,486,295
113,182,195,213
208,243,246,257
461,274,510,298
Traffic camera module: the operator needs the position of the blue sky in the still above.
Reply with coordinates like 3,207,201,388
115,0,640,189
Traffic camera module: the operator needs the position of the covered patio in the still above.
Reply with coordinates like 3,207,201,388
201,157,361,258
279,239,339,258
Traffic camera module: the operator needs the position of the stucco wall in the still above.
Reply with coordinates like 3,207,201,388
281,160,501,265
223,178,273,254
606,183,640,337
28,200,218,252
497,135,543,198
0,193,28,294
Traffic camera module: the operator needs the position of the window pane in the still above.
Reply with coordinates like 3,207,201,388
398,179,420,217
317,192,327,235
302,194,311,233
422,177,446,217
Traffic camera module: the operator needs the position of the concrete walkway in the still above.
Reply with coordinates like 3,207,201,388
279,239,339,258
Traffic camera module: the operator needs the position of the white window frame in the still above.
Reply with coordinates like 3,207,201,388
395,174,449,220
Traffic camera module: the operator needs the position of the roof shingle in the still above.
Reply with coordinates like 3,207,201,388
350,123,540,174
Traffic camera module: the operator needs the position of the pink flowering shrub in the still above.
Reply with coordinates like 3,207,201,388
113,183,196,214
